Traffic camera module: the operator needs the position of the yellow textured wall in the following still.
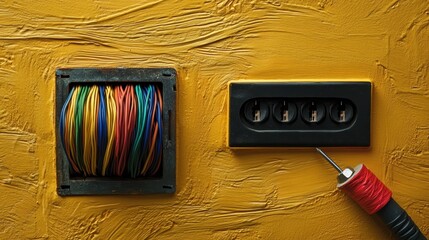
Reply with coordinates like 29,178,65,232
0,0,428,239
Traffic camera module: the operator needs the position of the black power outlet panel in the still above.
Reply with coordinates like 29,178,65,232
228,81,371,147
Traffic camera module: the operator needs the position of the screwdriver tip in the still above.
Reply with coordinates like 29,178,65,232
314,147,343,173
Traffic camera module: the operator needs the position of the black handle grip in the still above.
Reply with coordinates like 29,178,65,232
376,198,426,240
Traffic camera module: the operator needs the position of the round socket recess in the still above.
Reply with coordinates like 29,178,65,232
273,101,297,123
301,101,325,123
330,100,354,123
243,99,269,123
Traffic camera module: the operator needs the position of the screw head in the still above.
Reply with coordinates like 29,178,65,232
337,167,355,184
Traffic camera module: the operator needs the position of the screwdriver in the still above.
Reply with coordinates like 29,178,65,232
315,148,426,240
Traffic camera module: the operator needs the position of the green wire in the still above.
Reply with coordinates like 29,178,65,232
75,85,90,176
128,86,141,177
128,85,149,177
140,86,152,175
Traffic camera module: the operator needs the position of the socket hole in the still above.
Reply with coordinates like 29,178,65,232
243,99,269,123
273,101,297,123
330,100,354,123
301,101,325,123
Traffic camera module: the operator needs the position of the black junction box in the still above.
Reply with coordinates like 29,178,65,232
56,68,176,195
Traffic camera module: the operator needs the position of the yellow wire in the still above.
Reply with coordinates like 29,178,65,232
65,86,80,172
83,85,99,176
102,86,116,175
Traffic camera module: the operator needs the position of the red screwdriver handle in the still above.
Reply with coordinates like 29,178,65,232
339,164,426,240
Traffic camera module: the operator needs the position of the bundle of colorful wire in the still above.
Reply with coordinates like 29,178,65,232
59,84,163,178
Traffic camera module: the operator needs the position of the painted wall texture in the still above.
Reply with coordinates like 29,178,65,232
0,0,428,239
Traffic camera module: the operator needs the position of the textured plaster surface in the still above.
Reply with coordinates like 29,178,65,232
0,0,428,239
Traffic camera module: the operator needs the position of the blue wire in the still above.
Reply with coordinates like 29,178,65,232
97,86,107,175
59,87,75,167
135,86,148,175
148,86,163,175
156,92,163,169
141,85,153,174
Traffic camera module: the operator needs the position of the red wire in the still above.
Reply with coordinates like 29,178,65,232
113,86,137,176
114,86,126,175
119,86,136,175
339,164,392,214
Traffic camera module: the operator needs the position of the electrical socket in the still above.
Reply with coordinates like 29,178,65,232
228,81,371,147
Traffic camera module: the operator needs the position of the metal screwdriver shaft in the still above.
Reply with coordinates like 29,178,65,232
315,148,342,173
